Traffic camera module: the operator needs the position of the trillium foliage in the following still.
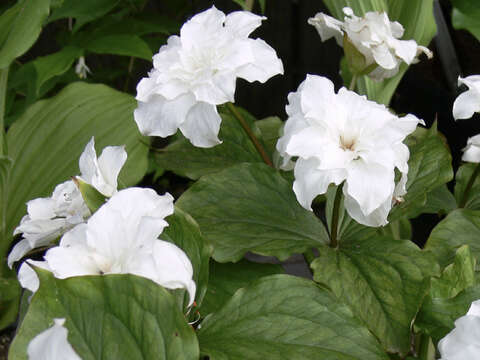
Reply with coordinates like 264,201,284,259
438,300,480,359
8,138,126,269
453,75,480,120
308,7,432,80
27,318,81,360
19,187,196,306
134,6,283,147
277,75,424,227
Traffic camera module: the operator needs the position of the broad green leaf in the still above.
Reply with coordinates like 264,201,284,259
48,0,119,32
198,275,388,360
86,34,153,60
0,273,21,330
312,236,440,355
454,163,480,209
154,111,263,180
9,270,199,360
378,218,412,240
162,207,212,310
389,126,453,221
425,209,480,268
92,15,179,37
429,245,476,299
0,0,50,68
199,259,284,316
451,0,480,42
423,184,457,215
32,46,82,95
255,116,282,160
4,82,149,258
177,163,329,262
323,0,436,105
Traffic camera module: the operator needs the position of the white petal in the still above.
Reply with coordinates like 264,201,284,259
26,198,56,220
453,89,480,120
180,6,226,49
307,12,344,45
27,318,81,360
235,38,284,83
45,245,100,278
371,43,398,70
459,75,480,90
134,93,196,137
78,137,97,186
468,300,480,317
96,145,127,196
18,261,50,293
7,239,32,268
284,127,328,159
343,190,391,227
462,134,480,163
293,158,346,210
192,72,236,104
299,74,338,122
225,11,265,37
391,39,418,65
180,102,222,148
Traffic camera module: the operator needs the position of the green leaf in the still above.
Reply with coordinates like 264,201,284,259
162,207,212,310
9,270,199,360
198,275,388,360
4,82,149,259
425,209,480,268
199,259,284,316
73,177,107,213
85,34,153,60
389,126,453,221
322,0,436,105
154,111,263,180
0,273,21,330
454,163,480,209
32,46,82,95
451,0,480,42
0,0,50,68
48,0,119,32
311,236,440,355
423,184,457,215
255,116,283,165
177,163,329,262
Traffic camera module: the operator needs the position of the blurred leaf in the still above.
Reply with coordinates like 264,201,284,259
177,163,329,262
4,82,149,261
9,270,199,360
85,34,153,60
199,259,284,316
49,0,119,32
323,0,436,105
0,273,21,330
451,0,480,42
0,0,50,68
312,236,440,355
198,275,389,360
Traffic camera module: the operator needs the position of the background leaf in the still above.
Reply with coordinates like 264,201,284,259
451,0,480,42
85,34,153,60
177,163,329,262
9,270,199,360
198,275,389,360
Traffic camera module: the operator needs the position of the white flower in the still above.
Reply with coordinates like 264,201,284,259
453,75,480,120
8,138,127,268
308,7,432,80
27,318,81,360
462,135,480,163
276,75,424,227
438,299,480,359
75,56,91,79
134,6,283,148
19,188,196,306
78,137,127,197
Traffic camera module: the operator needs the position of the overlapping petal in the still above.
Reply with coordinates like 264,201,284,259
462,134,480,163
453,75,480,120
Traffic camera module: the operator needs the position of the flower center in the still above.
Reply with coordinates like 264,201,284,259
339,134,356,151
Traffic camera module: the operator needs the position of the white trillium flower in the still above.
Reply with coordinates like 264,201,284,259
19,187,196,306
308,7,432,80
276,75,424,227
8,138,127,268
453,75,480,120
438,299,480,359
462,134,480,163
134,6,284,148
27,318,81,360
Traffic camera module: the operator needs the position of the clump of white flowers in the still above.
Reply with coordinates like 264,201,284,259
8,137,127,268
27,318,81,360
437,299,480,359
276,75,424,227
134,6,284,148
308,7,432,80
19,187,196,306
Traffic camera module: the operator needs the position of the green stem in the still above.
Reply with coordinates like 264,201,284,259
0,67,8,156
418,334,434,360
245,0,255,11
330,185,343,248
226,103,273,167
459,163,480,208
349,73,357,91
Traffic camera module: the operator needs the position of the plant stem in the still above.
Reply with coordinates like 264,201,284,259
459,163,480,208
226,103,273,167
245,0,255,11
349,73,357,91
0,67,8,156
330,184,343,248
418,334,435,360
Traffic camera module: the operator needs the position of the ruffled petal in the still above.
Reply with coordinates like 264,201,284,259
343,190,391,227
453,89,480,120
225,11,265,37
180,102,222,148
180,6,226,49
308,12,344,45
7,239,31,268
97,145,127,196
